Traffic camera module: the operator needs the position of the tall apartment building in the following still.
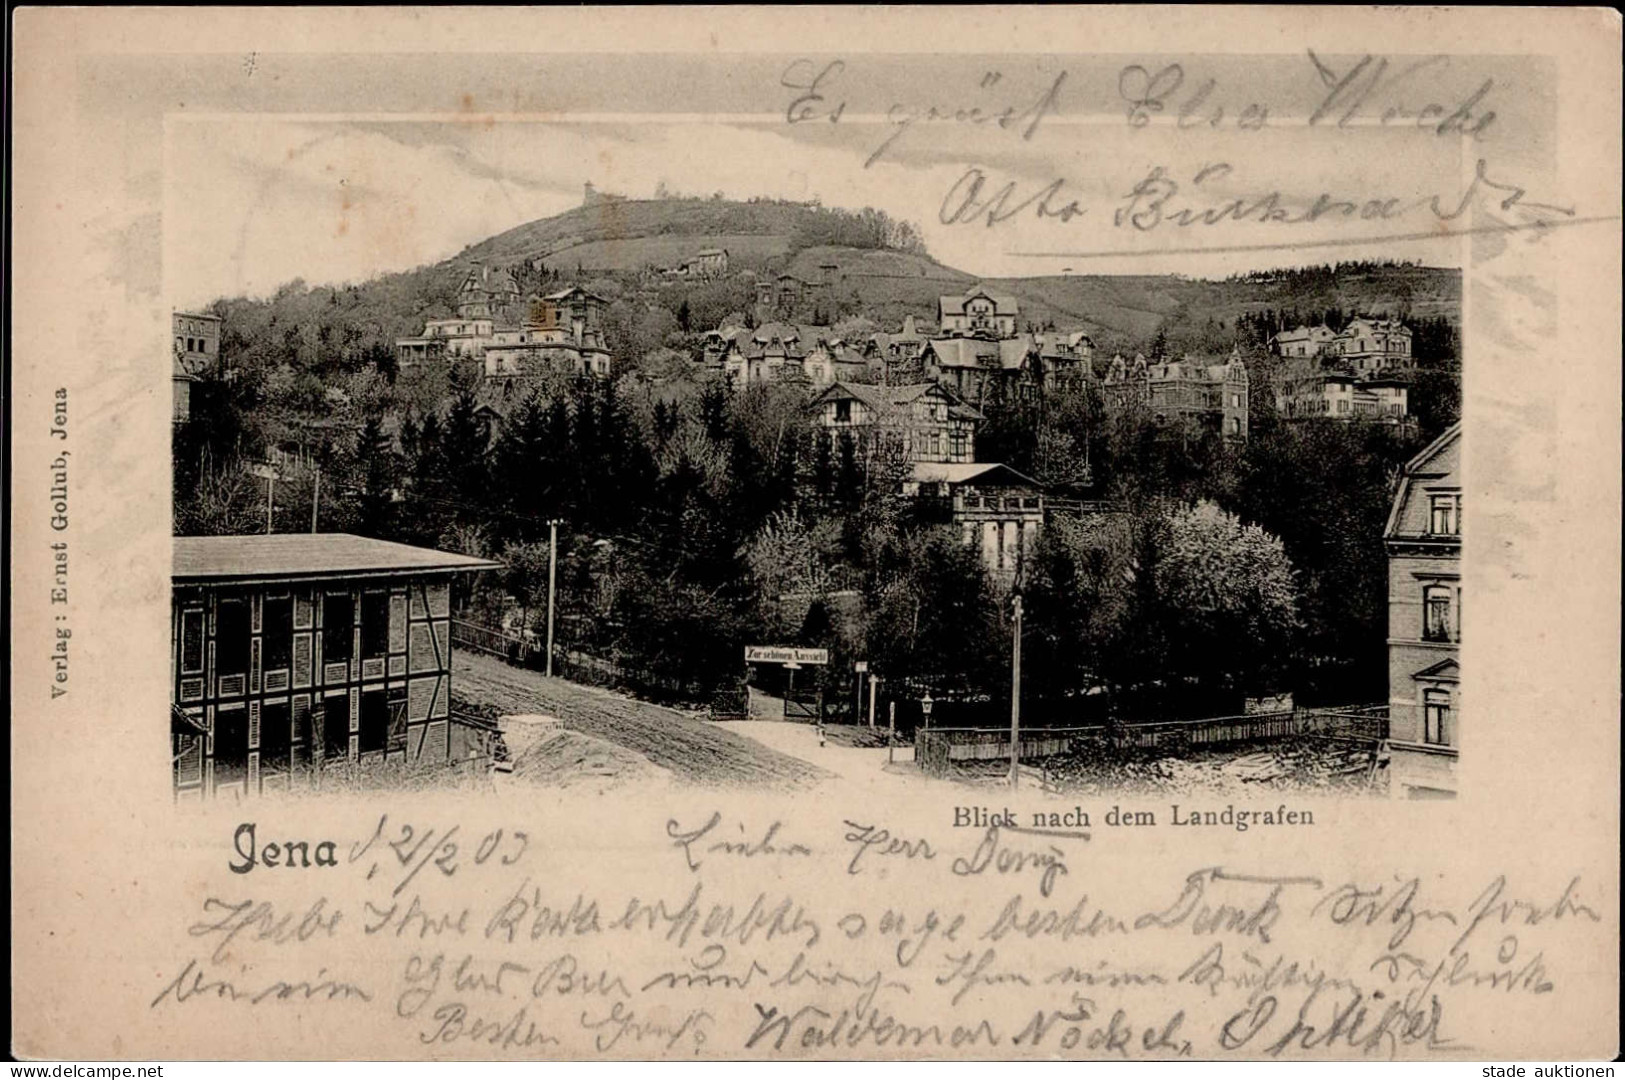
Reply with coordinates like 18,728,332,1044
1383,423,1462,799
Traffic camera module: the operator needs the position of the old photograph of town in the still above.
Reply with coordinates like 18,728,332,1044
167,114,1465,807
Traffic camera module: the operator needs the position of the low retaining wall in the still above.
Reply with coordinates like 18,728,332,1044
916,708,1387,777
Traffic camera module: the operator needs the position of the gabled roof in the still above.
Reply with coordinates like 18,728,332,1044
173,533,501,585
1410,658,1460,683
1403,421,1463,474
1383,422,1462,539
1341,316,1410,334
543,286,606,304
923,336,1033,371
910,461,1042,488
1274,324,1336,342
813,380,984,420
939,285,1020,317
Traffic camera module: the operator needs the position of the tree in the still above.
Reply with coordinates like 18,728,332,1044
174,454,264,537
860,525,1003,697
1151,501,1299,705
353,415,401,539
743,509,838,635
498,539,553,639
490,392,556,542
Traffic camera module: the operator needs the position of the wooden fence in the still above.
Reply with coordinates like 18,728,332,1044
915,706,1389,777
453,618,725,708
452,619,532,663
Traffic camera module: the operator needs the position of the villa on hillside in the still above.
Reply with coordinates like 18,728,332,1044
711,323,871,387
1269,317,1416,425
398,276,618,384
907,462,1048,583
938,285,1021,338
1271,317,1414,375
1102,347,1250,440
810,381,981,465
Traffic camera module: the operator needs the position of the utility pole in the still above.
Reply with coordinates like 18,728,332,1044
1009,592,1023,788
265,474,275,534
887,701,896,764
310,465,320,533
545,519,561,678
869,675,878,728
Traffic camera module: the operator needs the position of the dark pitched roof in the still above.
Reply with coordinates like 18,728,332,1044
543,286,606,304
173,533,501,585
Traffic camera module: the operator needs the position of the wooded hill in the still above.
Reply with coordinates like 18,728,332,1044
203,194,1460,371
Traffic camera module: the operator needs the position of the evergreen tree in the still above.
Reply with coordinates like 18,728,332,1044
354,415,401,539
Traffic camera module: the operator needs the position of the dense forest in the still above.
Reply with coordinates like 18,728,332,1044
175,304,1455,725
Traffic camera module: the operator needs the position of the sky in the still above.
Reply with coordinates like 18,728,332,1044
155,50,1565,310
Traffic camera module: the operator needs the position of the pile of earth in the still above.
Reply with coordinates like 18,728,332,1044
504,725,671,790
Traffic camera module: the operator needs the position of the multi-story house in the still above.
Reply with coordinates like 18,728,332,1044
455,264,522,320
1274,360,1359,420
1333,316,1414,376
1103,348,1250,439
483,327,613,381
395,317,497,367
865,314,932,379
938,285,1020,338
811,381,981,465
541,286,608,345
1272,324,1338,359
1271,320,1415,425
683,248,729,278
396,264,536,367
754,273,828,320
906,462,1047,582
170,533,499,801
1383,422,1462,799
1032,331,1096,392
716,323,870,388
919,335,1038,407
173,311,223,424
174,311,221,366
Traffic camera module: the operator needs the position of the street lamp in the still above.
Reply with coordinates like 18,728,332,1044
921,692,934,730
545,519,563,678
1009,591,1024,788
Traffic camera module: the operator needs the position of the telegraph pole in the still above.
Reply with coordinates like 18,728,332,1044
887,701,896,764
545,519,561,678
1009,593,1023,788
265,474,275,534
310,465,320,532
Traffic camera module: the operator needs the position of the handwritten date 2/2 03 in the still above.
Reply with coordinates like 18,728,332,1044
347,815,530,896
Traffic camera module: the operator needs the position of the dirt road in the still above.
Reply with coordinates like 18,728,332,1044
453,653,830,789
